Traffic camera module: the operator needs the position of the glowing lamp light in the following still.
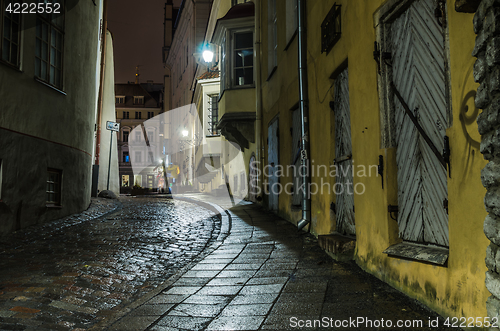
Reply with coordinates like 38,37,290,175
182,130,189,137
202,50,214,63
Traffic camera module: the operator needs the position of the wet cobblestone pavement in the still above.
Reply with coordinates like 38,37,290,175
104,194,455,331
0,197,221,331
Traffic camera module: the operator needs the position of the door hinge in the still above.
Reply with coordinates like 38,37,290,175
378,155,384,189
373,41,392,74
435,0,447,28
388,204,398,220
443,135,451,178
443,198,448,214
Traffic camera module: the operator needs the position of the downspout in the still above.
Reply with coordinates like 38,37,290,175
254,0,263,201
296,0,311,231
95,0,108,167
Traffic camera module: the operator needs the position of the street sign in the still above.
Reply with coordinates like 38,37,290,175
106,121,120,132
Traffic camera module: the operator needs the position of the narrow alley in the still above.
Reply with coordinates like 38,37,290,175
1,195,455,330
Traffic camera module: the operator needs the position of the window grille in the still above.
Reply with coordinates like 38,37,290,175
321,3,341,54
207,95,220,136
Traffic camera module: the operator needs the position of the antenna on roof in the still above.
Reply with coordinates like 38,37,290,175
135,65,142,84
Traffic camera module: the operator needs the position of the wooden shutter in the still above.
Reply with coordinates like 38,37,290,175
268,119,279,211
334,67,356,236
391,0,449,246
292,108,302,206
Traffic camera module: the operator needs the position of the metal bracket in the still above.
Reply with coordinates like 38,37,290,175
388,204,398,220
378,155,384,189
443,135,451,178
374,42,392,74
334,154,352,164
391,82,447,170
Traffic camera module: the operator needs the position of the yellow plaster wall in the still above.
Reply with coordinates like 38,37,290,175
261,0,489,323
219,88,256,114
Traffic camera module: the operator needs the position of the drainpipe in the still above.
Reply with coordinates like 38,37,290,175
254,0,263,201
95,0,108,167
296,0,311,231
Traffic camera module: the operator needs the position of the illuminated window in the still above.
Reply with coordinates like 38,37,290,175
231,0,249,6
121,175,129,187
123,151,129,163
233,31,253,87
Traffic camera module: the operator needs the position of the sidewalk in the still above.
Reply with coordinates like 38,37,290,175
105,194,454,331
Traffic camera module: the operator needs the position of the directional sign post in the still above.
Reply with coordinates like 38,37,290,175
105,121,120,190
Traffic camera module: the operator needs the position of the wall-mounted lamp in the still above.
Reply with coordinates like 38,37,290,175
202,50,214,63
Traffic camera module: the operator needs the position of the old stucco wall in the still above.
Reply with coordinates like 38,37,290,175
0,1,101,234
98,31,120,195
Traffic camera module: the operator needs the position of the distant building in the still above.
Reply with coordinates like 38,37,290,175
115,83,163,192
0,0,103,235
164,0,213,189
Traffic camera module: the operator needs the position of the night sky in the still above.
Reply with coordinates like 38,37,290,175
107,0,172,84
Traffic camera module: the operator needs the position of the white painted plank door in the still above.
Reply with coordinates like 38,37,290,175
334,67,356,236
268,119,279,211
391,0,449,246
249,155,257,202
292,109,302,206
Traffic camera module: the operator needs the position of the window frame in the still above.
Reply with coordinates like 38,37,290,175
231,0,249,6
134,151,142,164
0,0,22,68
134,96,144,105
116,96,125,104
122,129,129,143
267,0,277,75
285,0,298,47
135,111,142,119
207,94,220,136
123,151,130,163
35,0,65,89
230,29,254,88
46,168,62,207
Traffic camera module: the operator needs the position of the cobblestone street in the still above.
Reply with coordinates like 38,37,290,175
0,197,221,330
0,194,456,331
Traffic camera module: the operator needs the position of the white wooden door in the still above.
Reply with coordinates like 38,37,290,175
248,155,257,202
291,108,302,206
334,67,356,236
391,0,449,246
268,119,279,211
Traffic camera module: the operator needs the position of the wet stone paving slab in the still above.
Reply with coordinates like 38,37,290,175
0,197,221,330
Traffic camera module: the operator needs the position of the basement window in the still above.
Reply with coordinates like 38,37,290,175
321,3,341,54
46,168,62,207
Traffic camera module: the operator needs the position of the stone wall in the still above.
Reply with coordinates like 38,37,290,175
473,0,500,323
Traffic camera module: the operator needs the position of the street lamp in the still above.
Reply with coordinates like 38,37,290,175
202,50,214,63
